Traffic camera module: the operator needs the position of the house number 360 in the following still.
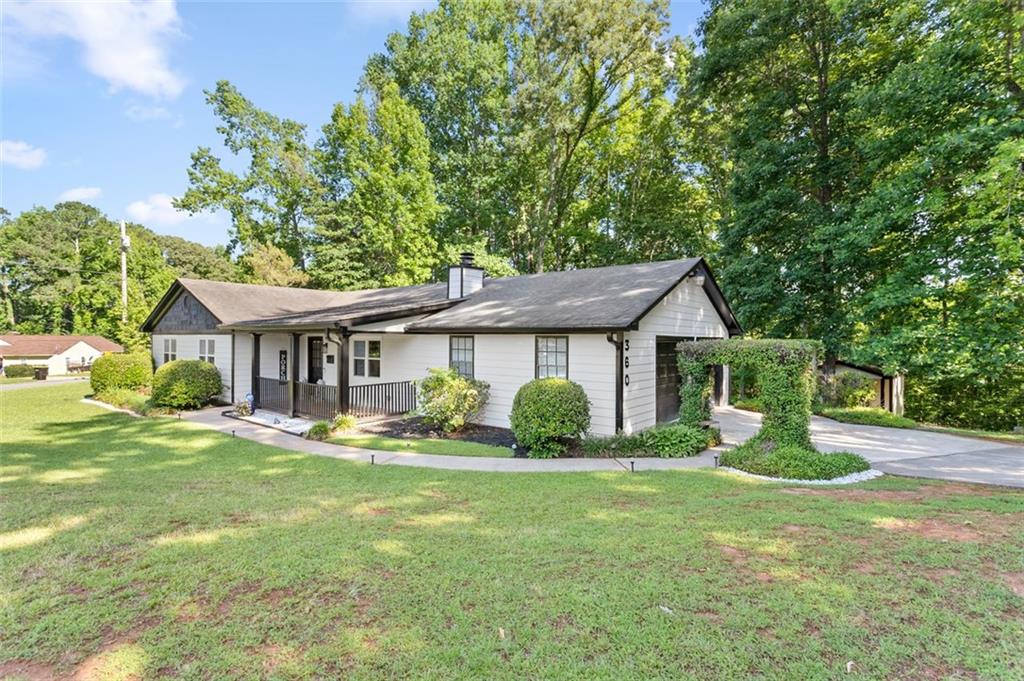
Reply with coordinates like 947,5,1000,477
623,339,630,386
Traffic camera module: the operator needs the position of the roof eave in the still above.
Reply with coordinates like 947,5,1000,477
219,301,459,333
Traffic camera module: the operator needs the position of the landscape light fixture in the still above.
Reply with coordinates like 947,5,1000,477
630,459,635,473
714,454,719,468
370,454,375,465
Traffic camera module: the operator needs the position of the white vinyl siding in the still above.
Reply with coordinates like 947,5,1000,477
621,279,729,434
151,333,231,403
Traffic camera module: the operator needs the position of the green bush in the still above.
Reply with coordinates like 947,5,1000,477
510,378,591,458
416,368,489,433
819,406,916,429
721,441,870,480
151,360,223,409
306,421,331,441
332,413,358,432
584,424,719,458
816,371,877,409
4,365,37,378
96,387,151,414
90,352,152,394
234,401,253,416
732,398,763,413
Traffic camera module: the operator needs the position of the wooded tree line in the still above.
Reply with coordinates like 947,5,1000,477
1,0,1020,429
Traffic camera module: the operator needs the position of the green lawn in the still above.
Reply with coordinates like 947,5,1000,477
3,383,1023,679
329,432,512,457
0,376,35,384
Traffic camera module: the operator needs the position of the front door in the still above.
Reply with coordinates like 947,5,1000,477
308,337,324,383
655,337,684,423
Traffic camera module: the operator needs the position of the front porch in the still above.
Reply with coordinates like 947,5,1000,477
248,331,417,421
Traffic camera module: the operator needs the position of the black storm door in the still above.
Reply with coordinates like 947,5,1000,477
308,337,324,383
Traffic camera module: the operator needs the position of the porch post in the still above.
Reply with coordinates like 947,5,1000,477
251,333,262,408
289,332,300,417
338,328,351,415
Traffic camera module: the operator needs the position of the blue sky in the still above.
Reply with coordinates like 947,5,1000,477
2,1,705,248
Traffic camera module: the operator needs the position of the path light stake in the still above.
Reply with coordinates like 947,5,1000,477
370,454,375,465
232,430,236,438
714,454,719,468
630,459,635,473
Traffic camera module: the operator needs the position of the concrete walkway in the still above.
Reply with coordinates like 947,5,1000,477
716,406,1024,487
182,408,721,473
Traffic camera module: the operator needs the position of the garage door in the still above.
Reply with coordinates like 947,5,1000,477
656,337,723,424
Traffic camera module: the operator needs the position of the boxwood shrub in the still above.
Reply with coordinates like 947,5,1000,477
720,441,869,480
306,421,331,441
90,352,152,394
583,424,719,458
151,359,223,409
510,378,591,458
4,365,37,378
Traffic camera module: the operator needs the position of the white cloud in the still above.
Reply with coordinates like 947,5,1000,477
2,0,185,99
1,139,47,169
125,103,184,127
57,186,103,202
125,193,188,225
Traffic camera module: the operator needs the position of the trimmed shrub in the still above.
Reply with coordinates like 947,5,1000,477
151,360,223,409
510,378,591,458
234,401,253,416
416,368,489,433
90,352,152,394
720,441,869,480
4,365,37,378
306,421,331,441
332,413,358,432
819,406,916,429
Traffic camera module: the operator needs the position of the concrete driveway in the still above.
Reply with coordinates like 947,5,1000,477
715,406,1024,488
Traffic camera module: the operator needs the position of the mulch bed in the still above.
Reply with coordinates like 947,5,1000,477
360,416,518,449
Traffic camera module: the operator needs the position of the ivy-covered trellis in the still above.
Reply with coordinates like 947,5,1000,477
677,339,823,448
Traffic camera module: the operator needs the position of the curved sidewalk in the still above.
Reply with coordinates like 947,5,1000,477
181,407,720,473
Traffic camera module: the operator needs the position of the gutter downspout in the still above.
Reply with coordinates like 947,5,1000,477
606,331,624,433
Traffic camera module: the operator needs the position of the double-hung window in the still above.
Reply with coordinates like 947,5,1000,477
353,339,381,378
199,338,216,364
162,338,177,364
449,336,474,379
535,336,568,378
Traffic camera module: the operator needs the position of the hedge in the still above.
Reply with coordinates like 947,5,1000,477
416,368,490,433
90,352,153,394
151,360,223,409
583,423,719,458
4,365,37,378
510,378,591,458
678,338,822,449
818,406,917,429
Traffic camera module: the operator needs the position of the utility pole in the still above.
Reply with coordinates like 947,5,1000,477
119,220,130,323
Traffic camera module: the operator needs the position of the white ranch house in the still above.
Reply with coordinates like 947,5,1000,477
141,256,742,435
0,334,123,376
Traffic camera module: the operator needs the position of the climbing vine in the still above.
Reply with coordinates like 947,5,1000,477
677,339,823,448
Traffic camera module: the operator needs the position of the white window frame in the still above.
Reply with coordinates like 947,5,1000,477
162,338,177,364
535,336,568,379
199,338,216,364
352,338,381,378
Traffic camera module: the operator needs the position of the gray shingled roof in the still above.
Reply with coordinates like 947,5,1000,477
145,257,741,334
407,258,705,332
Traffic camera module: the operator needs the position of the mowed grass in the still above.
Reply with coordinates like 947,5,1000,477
329,433,512,457
2,384,1023,680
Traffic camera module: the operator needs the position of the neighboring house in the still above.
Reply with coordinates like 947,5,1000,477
833,361,905,416
141,256,741,436
0,335,123,376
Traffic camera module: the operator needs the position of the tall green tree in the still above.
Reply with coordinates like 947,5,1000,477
175,81,318,267
310,82,440,289
155,235,237,282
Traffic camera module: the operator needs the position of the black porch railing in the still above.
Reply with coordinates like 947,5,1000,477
349,380,417,418
255,377,416,420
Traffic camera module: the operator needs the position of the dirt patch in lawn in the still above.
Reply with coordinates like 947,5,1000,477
360,416,517,449
0,660,60,681
872,517,983,541
999,572,1024,597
